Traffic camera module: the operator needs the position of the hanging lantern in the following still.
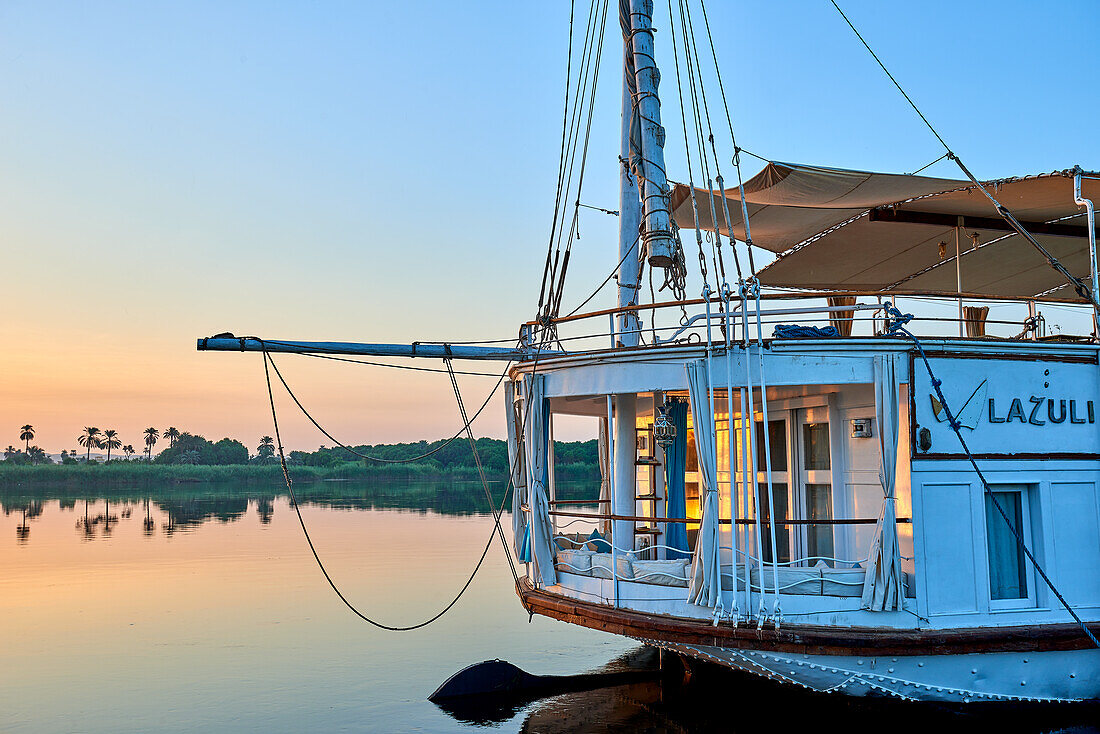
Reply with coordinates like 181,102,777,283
653,404,676,450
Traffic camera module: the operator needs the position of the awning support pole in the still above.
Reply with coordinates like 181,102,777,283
1073,169,1099,340
955,222,963,337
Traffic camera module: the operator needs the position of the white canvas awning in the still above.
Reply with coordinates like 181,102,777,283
670,162,1099,301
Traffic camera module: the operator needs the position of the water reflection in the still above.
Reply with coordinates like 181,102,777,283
0,479,597,544
518,656,1100,733
5,500,43,542
2,479,1094,733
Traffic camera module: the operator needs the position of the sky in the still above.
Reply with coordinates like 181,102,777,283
1,0,1097,454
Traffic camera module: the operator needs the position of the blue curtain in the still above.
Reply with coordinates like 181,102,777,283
664,399,689,559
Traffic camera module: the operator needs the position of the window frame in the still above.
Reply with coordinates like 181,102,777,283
984,484,1037,611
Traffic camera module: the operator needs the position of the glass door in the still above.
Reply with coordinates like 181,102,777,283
754,416,791,564
796,407,834,566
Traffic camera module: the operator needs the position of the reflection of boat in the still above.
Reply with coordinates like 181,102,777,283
198,1,1100,704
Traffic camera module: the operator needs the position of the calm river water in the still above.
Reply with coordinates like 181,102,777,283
2,479,1097,733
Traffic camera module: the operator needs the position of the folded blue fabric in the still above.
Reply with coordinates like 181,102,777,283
773,324,840,339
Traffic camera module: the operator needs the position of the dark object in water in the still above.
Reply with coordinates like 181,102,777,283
429,656,659,725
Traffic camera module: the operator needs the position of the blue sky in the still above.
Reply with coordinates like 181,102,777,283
1,1,1097,451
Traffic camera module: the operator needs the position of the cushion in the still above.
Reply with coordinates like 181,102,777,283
555,548,593,575
591,553,633,580
586,529,612,553
553,532,588,551
751,566,821,595
632,559,689,587
821,567,866,597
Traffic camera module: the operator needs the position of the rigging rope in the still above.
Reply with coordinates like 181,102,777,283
828,0,1093,305
261,349,510,631
260,340,511,464
444,357,520,582
551,0,612,321
881,303,1100,649
666,0,712,297
539,0,585,317
697,0,757,276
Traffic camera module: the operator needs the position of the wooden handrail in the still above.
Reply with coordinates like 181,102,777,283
548,509,911,526
528,289,1084,329
550,499,610,505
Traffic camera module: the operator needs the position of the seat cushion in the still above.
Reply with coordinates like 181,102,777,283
632,559,690,587
555,548,593,575
821,567,866,597
591,553,633,580
751,566,822,595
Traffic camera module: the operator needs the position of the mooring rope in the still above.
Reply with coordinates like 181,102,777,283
881,302,1100,648
261,349,509,631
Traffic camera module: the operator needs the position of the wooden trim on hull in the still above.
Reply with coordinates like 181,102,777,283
517,579,1100,657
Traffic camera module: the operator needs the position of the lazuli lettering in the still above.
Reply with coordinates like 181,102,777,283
1027,396,1045,426
1006,398,1026,423
1070,400,1086,424
1048,399,1066,424
988,398,1005,423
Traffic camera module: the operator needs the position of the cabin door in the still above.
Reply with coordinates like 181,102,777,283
793,406,834,566
754,415,791,565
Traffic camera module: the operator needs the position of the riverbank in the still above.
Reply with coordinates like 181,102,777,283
0,461,599,489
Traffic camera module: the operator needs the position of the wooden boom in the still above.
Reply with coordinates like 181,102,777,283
196,335,557,361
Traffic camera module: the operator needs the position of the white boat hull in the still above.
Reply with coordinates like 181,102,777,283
647,640,1100,703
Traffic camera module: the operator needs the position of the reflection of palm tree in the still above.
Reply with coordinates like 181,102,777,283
256,496,274,524
78,427,102,462
79,499,95,539
143,427,159,460
164,427,181,447
19,424,34,454
143,498,154,534
16,506,30,542
102,430,122,462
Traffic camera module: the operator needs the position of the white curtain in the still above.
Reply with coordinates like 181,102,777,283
523,374,557,588
506,380,528,560
861,354,904,611
597,417,611,536
686,359,722,609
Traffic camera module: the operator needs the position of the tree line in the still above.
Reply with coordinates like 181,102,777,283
2,424,600,474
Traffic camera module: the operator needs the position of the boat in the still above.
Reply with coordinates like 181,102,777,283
197,0,1100,703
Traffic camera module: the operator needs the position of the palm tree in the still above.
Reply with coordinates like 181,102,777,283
78,427,102,462
19,425,34,454
4,446,16,460
28,446,47,464
102,430,122,462
123,445,136,460
143,427,159,460
257,436,275,458
164,427,181,447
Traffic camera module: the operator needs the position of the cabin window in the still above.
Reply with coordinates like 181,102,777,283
985,488,1029,601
